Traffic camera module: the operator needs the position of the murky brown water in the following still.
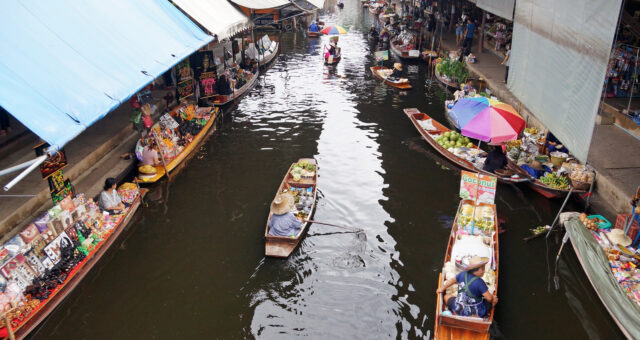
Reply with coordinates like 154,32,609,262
30,3,623,339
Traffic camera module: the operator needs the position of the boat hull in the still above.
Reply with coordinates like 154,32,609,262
435,68,459,90
370,66,412,90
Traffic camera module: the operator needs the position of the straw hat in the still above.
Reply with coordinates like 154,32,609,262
394,63,402,71
530,160,544,171
270,193,294,215
464,256,489,271
608,229,632,247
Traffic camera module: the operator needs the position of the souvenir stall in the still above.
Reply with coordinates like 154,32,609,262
605,43,640,100
0,185,142,336
482,13,512,56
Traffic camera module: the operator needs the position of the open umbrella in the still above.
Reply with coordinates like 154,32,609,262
320,25,348,35
449,98,525,144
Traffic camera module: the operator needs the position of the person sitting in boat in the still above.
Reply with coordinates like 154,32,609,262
328,42,338,57
98,178,129,214
436,256,498,318
389,63,403,80
463,80,475,95
309,21,319,33
141,139,160,166
482,145,508,174
369,25,379,38
268,193,303,237
545,132,568,154
235,69,247,89
216,74,232,95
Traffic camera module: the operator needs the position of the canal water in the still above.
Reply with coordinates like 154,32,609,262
31,3,623,340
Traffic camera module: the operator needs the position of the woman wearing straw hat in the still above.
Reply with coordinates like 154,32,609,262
436,256,498,317
268,193,303,237
389,63,403,81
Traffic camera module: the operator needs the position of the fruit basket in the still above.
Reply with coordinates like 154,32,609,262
587,214,611,229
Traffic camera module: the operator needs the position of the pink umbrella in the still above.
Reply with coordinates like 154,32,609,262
460,105,525,144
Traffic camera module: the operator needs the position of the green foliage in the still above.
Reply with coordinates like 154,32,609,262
436,59,469,84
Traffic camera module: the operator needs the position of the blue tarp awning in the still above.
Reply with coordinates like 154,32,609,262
0,0,212,150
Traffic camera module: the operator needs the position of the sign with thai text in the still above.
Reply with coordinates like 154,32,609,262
459,171,497,204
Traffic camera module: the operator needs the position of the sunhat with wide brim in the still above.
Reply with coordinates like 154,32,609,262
464,256,489,271
394,62,402,71
608,229,632,247
270,193,294,215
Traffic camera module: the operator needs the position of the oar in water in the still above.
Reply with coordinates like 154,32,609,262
305,219,365,233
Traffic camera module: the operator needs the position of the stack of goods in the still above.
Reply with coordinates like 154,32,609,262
283,187,313,220
456,203,495,236
506,126,545,164
578,215,640,306
435,58,469,85
392,31,416,51
434,131,474,150
563,163,595,190
290,160,316,182
0,187,139,331
154,103,215,161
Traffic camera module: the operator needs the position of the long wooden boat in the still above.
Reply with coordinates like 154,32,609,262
136,107,219,184
508,165,589,199
370,66,412,90
435,68,459,90
435,199,499,340
211,71,259,106
390,36,420,60
10,190,147,339
403,108,528,184
258,41,279,69
308,30,322,37
265,158,318,258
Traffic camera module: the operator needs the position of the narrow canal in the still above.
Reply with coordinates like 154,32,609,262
31,3,623,339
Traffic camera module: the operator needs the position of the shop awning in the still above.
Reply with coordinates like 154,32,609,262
228,0,291,10
173,0,251,40
305,0,326,9
0,0,212,151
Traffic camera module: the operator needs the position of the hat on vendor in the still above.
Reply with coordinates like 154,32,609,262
270,193,294,215
394,63,403,71
464,256,489,271
608,229,632,247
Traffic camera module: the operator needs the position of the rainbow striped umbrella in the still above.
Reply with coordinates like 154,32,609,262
320,25,348,35
450,98,525,144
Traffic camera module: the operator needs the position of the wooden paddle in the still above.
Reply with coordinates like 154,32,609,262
304,219,365,233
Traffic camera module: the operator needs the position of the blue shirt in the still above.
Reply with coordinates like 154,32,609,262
268,212,302,237
466,23,476,38
452,271,489,317
309,23,319,32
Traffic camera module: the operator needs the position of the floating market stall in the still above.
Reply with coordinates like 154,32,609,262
435,173,499,339
435,57,468,90
505,127,595,198
390,30,420,60
265,159,318,258
210,69,259,106
257,35,279,69
0,185,144,339
565,215,640,339
403,108,527,184
136,103,218,184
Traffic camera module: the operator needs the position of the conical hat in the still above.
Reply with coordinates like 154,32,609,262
608,229,632,247
270,193,294,215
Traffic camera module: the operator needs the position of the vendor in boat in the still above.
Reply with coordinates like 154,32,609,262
309,21,320,33
268,193,303,237
463,80,475,95
369,24,379,38
98,177,129,214
545,132,568,154
482,145,508,174
141,139,160,166
216,74,232,95
328,42,338,57
389,63,403,80
436,256,498,318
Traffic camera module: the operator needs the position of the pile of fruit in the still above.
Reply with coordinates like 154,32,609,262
539,172,570,190
291,161,316,182
579,213,600,231
435,131,474,149
524,126,540,135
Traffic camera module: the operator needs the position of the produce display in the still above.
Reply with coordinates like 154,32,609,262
579,213,610,231
457,203,495,235
283,187,314,220
539,172,570,190
435,58,469,84
434,131,474,149
290,160,316,182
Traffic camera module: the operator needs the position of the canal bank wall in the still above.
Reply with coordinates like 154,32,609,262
440,35,640,215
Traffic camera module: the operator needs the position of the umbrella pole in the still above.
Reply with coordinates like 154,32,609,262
470,140,482,236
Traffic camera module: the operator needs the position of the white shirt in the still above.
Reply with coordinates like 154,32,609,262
98,189,122,211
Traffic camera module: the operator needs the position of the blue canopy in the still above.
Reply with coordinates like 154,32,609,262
0,0,212,150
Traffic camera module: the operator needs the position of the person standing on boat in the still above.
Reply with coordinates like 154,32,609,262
389,63,403,80
268,193,303,237
98,178,128,214
309,21,319,33
437,256,497,317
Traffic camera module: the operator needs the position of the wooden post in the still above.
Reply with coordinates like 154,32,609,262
478,10,485,54
5,315,14,340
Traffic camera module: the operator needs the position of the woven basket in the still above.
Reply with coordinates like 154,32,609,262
571,178,591,190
